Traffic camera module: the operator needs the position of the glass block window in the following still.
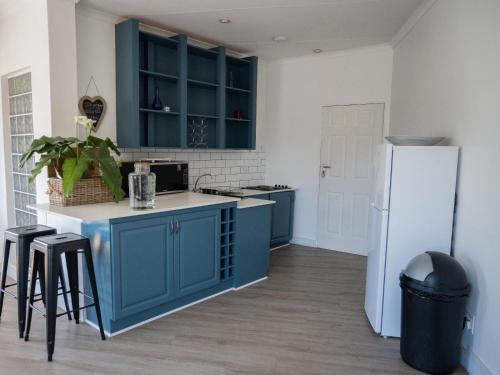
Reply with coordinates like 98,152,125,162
7,72,37,226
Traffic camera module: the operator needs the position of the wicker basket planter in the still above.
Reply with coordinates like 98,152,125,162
47,177,114,206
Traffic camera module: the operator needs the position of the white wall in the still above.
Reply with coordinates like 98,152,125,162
265,46,393,245
0,0,78,272
0,0,52,234
390,1,500,374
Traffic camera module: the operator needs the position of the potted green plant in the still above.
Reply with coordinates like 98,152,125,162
20,116,125,206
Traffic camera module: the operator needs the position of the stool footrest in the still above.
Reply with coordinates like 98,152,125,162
56,303,95,318
79,290,95,301
28,303,47,317
1,289,17,299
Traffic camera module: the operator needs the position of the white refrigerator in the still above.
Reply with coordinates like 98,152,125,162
364,144,458,337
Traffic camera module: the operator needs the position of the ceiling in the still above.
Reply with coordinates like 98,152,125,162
80,0,425,60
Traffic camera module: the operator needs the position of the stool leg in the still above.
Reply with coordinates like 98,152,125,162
65,251,80,324
16,238,30,338
37,254,46,306
0,239,11,320
45,251,60,362
58,268,72,321
83,245,105,340
24,251,39,342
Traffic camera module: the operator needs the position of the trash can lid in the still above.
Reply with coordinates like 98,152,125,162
400,251,470,297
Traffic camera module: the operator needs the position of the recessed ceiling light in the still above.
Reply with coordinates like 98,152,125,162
219,19,231,24
272,35,288,42
313,49,323,53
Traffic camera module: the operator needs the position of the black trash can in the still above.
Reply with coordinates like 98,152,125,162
399,251,470,375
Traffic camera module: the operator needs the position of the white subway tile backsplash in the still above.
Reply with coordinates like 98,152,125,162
199,152,211,160
210,168,221,175
226,160,242,167
222,152,241,160
190,160,205,168
120,148,265,190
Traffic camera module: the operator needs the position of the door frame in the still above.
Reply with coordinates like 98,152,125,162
315,102,387,255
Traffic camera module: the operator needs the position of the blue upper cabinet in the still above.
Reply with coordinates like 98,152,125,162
174,209,220,297
116,19,257,150
111,216,175,320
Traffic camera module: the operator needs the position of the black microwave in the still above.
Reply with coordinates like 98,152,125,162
120,161,189,197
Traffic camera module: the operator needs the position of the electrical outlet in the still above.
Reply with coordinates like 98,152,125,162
462,311,476,350
464,312,475,335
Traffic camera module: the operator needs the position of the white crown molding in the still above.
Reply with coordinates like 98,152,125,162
391,0,438,48
272,43,392,65
75,3,124,24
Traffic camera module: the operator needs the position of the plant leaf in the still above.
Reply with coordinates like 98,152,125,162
91,145,124,202
62,156,90,197
28,154,55,184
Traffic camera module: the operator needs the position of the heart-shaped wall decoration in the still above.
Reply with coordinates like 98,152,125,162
78,95,107,132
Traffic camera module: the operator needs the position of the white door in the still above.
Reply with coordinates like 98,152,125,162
317,104,384,255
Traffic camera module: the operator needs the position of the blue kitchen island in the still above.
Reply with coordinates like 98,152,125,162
31,193,274,336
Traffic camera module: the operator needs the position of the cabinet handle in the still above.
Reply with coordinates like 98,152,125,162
169,221,174,234
175,221,180,233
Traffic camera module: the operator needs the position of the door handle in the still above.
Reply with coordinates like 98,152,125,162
320,165,331,178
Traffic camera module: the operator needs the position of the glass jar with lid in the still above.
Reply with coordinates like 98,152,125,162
128,162,156,209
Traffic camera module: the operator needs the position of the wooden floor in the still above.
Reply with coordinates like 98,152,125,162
0,245,467,374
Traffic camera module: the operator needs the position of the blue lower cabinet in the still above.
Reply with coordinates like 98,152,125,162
234,205,272,288
111,216,175,320
174,210,220,297
269,191,295,248
82,204,236,334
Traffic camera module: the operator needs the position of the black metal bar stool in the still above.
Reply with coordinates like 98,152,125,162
0,225,72,338
25,233,105,361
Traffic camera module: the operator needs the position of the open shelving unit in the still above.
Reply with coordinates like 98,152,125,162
116,19,257,149
219,207,236,281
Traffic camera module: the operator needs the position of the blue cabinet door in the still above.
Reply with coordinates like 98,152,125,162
270,191,295,247
174,209,220,297
111,216,174,320
234,204,272,288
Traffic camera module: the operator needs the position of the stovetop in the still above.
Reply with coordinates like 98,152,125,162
244,185,291,191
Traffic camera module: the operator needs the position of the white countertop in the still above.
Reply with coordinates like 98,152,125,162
29,192,240,222
236,198,275,209
233,188,296,197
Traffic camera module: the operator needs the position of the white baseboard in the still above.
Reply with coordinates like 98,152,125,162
290,236,317,247
461,347,493,375
86,277,271,337
234,277,267,291
86,287,235,337
269,244,290,251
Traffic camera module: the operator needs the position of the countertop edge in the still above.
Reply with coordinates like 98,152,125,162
237,198,276,209
28,192,240,222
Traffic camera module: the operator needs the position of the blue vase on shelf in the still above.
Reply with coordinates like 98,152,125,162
151,87,163,110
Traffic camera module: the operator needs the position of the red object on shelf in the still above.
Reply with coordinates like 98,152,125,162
234,110,243,119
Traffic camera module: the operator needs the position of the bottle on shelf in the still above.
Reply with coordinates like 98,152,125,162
234,110,243,119
151,87,163,110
